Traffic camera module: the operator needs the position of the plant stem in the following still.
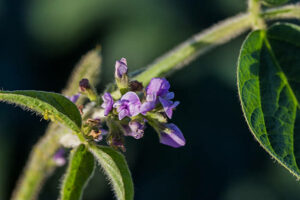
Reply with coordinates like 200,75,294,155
10,124,65,200
249,0,266,29
131,3,300,87
11,3,300,200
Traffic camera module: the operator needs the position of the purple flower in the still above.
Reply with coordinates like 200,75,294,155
101,93,114,116
123,120,145,139
115,58,128,78
140,78,179,118
67,93,81,103
113,92,141,120
53,148,66,166
160,123,186,148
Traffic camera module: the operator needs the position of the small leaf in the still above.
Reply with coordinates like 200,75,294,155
0,90,82,132
62,46,102,97
60,145,95,200
88,145,134,200
261,0,289,6
238,23,300,178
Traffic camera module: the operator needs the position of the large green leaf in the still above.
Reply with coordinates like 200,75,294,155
238,23,300,177
60,145,95,200
88,145,134,200
0,90,82,132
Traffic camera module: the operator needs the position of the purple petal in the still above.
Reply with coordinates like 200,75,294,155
129,104,140,116
101,92,114,116
146,78,170,99
118,109,129,120
140,101,156,115
123,121,145,139
164,92,174,100
160,123,186,148
159,97,177,119
146,94,157,102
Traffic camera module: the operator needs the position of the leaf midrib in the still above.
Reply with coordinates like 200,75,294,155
263,34,300,110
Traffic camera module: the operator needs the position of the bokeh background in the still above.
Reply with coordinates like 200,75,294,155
1,0,300,199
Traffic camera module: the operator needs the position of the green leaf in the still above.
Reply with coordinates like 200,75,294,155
62,46,102,97
261,0,289,6
237,23,300,178
88,145,134,200
0,90,82,132
60,145,95,200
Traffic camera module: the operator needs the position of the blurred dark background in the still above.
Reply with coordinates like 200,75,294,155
1,0,300,199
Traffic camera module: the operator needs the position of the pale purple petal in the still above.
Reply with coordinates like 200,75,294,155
160,123,186,148
101,92,114,116
121,92,140,104
113,100,122,108
118,109,129,120
115,58,128,78
146,94,157,102
140,101,156,115
129,104,140,116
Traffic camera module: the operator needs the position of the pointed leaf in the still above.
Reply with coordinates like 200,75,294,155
238,23,300,178
0,90,82,132
88,145,134,200
60,145,95,200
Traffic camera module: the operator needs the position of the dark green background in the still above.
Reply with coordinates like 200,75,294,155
1,0,300,199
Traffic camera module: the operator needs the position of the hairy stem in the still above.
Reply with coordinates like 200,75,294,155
11,3,300,200
131,3,300,87
11,124,66,200
11,48,102,200
249,0,266,29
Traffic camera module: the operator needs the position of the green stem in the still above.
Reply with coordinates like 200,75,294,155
10,124,66,200
131,3,300,87
11,3,300,200
249,0,266,29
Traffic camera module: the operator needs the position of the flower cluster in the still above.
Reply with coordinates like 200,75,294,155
76,58,185,150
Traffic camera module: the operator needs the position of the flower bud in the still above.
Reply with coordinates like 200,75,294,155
129,80,143,92
115,58,128,78
79,78,98,103
159,123,186,148
115,58,129,94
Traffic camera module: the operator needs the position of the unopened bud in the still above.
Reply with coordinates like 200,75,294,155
129,80,143,92
79,78,91,92
79,78,99,103
115,58,129,94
